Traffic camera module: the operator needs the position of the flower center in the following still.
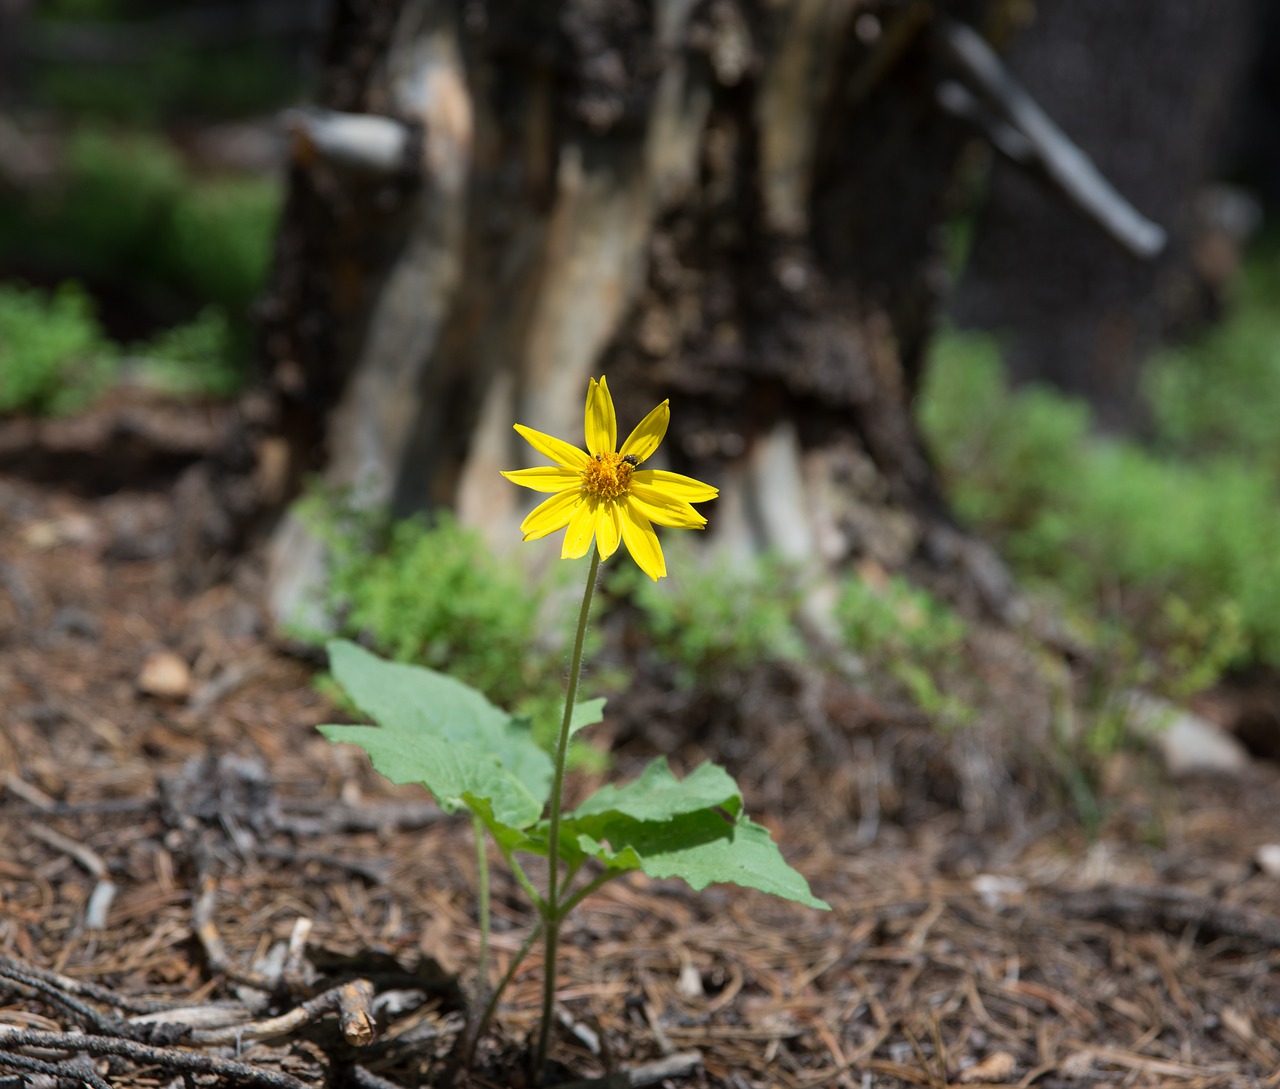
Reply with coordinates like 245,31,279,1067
581,452,636,500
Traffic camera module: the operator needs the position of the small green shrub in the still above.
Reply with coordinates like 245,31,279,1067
612,547,806,686
0,282,116,415
129,307,241,398
918,329,1267,685
0,126,280,398
1146,254,1280,473
164,174,281,315
301,498,543,708
835,574,973,724
916,334,1091,550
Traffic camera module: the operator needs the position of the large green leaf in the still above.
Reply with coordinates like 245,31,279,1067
568,697,607,739
319,640,553,828
566,760,829,910
571,758,741,822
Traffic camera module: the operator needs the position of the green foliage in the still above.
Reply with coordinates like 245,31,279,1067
32,4,303,122
128,308,241,398
917,335,1092,544
613,547,806,684
163,175,282,314
320,638,828,909
835,574,973,723
1156,595,1246,701
0,283,116,415
918,330,1265,690
321,641,553,830
568,759,824,905
0,280,249,414
1146,254,1280,472
0,127,280,398
301,497,555,715
321,632,826,1072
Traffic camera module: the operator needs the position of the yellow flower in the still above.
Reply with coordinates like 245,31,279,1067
501,376,718,580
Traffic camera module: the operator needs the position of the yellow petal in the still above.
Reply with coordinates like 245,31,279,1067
620,502,666,579
501,466,586,493
630,468,718,503
629,483,708,529
619,400,669,464
521,489,581,540
561,496,598,559
595,499,622,560
584,376,617,458
514,423,591,470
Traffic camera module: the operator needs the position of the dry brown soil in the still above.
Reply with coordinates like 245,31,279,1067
2,398,1279,1089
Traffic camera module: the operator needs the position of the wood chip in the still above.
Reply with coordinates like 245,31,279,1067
137,651,192,700
958,1051,1017,1083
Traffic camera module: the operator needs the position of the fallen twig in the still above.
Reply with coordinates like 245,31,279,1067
0,953,168,1016
26,822,107,878
131,978,377,1047
0,1028,311,1089
0,958,130,1036
0,1050,112,1089
192,874,279,992
275,797,449,836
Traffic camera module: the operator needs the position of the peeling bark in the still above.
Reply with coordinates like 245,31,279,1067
260,0,1016,625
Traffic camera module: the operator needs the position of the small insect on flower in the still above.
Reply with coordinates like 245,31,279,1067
501,376,718,580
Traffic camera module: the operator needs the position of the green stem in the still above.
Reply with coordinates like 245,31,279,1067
557,867,625,918
500,844,548,917
464,919,543,1070
533,545,601,1082
471,813,490,1004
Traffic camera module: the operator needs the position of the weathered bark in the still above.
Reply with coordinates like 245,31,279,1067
260,0,1019,625
952,0,1256,431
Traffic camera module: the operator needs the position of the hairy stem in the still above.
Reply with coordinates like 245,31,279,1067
558,868,624,918
471,813,490,1004
501,845,547,916
464,920,543,1070
533,546,601,1081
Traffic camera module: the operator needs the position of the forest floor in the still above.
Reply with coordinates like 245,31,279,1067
2,394,1280,1089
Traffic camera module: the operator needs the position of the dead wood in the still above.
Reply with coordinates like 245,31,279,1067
0,1028,311,1089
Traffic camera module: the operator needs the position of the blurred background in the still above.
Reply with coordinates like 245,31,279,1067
4,0,1280,777
0,0,322,403
6,13,1280,1083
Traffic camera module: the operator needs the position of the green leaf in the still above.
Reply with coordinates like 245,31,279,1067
319,640,553,828
571,758,741,822
569,697,607,739
566,759,829,910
